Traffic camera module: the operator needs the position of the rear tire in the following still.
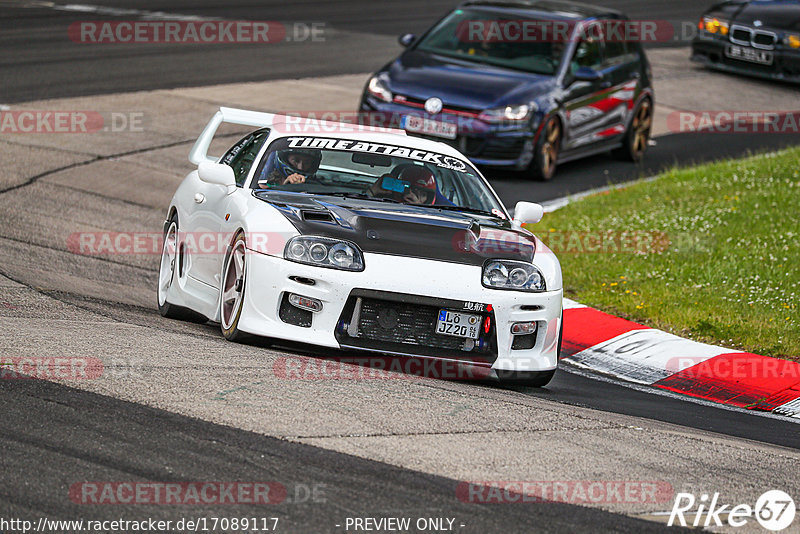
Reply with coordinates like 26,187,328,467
614,98,652,162
529,116,561,181
157,215,206,322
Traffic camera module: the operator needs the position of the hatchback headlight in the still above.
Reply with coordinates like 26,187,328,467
482,260,546,292
367,76,393,103
478,103,535,123
285,236,365,271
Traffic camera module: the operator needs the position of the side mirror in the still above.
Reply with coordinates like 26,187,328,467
512,201,544,227
398,33,416,47
572,66,603,83
198,161,236,188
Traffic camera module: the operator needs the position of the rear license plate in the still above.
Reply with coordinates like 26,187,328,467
402,115,458,139
725,44,773,65
436,309,481,339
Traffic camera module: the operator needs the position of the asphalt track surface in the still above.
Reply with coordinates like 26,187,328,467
2,2,800,533
3,0,711,103
0,377,678,533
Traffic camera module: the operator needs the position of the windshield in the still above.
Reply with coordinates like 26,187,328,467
414,8,571,75
251,136,507,218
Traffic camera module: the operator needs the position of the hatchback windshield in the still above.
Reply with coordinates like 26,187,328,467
414,8,571,75
251,136,507,218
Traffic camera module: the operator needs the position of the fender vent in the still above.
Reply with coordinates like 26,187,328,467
302,210,334,223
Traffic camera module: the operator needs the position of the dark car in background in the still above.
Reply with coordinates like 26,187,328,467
359,0,654,180
692,0,800,83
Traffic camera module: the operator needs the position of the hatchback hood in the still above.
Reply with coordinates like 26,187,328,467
385,50,556,110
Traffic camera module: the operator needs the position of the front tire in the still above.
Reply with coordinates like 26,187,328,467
220,232,249,342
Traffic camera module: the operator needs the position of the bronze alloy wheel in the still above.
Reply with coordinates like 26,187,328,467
531,116,561,181
615,98,653,162
631,99,652,159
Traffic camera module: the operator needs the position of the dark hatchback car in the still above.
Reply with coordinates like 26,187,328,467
691,0,800,83
359,0,654,180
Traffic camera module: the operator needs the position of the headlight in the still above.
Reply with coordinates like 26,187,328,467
478,103,535,123
785,34,800,49
700,16,729,36
285,236,365,271
482,260,546,292
367,76,393,103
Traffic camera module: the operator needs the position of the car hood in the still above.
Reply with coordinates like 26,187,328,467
385,50,556,110
731,1,800,31
254,190,536,266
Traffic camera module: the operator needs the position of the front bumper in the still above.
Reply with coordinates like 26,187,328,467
360,96,536,170
239,251,562,373
691,35,800,83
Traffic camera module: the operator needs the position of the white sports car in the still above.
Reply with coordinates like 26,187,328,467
158,107,563,386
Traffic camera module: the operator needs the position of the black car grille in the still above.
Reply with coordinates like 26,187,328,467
395,95,480,117
335,290,497,364
731,27,751,43
753,32,776,48
406,134,524,161
730,26,777,49
357,298,465,350
480,138,527,160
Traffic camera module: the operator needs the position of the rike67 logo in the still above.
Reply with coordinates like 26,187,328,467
668,490,796,531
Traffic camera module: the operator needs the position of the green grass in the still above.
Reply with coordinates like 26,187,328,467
534,147,800,360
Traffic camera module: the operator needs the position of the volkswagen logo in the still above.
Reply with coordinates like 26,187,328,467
424,97,443,115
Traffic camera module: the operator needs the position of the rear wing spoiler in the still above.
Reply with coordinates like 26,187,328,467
189,107,406,165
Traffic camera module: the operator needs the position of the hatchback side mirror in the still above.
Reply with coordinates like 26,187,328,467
572,66,603,82
398,33,416,47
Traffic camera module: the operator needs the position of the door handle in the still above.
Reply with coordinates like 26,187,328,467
194,193,205,204
600,80,611,89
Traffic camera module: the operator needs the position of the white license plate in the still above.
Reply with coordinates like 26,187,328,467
436,309,481,339
403,115,457,139
725,45,773,65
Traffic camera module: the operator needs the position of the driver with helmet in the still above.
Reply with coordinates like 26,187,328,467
367,165,438,205
256,148,321,188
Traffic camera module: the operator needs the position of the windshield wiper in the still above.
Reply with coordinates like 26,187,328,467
319,192,403,204
427,204,503,218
